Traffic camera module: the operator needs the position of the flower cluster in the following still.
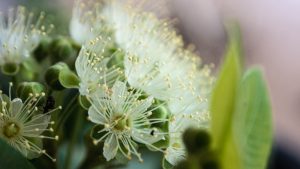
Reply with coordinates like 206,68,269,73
72,0,214,165
0,0,214,167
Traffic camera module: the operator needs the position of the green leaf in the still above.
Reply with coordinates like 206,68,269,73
0,138,36,169
233,68,272,169
210,28,242,169
59,69,80,89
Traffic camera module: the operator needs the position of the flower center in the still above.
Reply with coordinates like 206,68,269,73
3,122,20,139
113,116,130,131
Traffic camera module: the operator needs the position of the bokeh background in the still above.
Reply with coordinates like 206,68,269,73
1,0,300,168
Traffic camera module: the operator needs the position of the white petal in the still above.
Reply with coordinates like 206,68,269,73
23,114,51,136
129,97,153,117
88,105,106,125
10,98,23,117
103,134,118,161
132,128,163,145
111,81,127,112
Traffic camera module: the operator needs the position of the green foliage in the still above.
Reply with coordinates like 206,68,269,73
0,138,36,169
209,27,272,169
210,30,242,169
233,68,272,169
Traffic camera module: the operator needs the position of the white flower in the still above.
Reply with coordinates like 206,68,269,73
88,81,166,161
0,85,60,161
100,1,215,104
75,36,122,96
101,1,186,100
70,0,107,44
0,6,53,65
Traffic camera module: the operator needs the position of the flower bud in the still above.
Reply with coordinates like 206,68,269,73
33,37,52,62
183,128,211,155
45,62,69,90
1,62,20,76
17,82,45,101
50,37,74,63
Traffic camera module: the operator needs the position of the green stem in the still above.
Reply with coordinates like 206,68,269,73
11,76,18,87
55,93,78,131
64,106,84,169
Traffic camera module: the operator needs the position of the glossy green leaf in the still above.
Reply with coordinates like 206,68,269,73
58,69,80,89
233,68,272,169
210,29,242,169
0,138,36,169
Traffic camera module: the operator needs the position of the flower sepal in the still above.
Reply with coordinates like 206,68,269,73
1,62,20,76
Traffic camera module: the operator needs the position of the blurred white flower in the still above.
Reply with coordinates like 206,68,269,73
0,6,53,65
0,84,60,161
70,0,108,45
88,81,166,161
101,1,186,100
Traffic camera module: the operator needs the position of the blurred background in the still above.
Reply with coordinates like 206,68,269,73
1,0,300,168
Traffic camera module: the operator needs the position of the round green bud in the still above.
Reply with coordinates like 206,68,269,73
33,37,52,62
183,128,211,154
17,82,45,101
200,150,219,169
1,62,20,76
45,62,69,90
50,37,74,63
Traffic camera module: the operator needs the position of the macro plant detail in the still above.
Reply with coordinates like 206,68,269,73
0,0,272,169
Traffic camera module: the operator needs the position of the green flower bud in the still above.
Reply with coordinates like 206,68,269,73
1,62,20,76
33,37,52,62
45,62,69,90
183,128,211,154
50,37,74,63
17,82,45,101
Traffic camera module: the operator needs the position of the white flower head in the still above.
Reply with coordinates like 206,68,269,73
102,1,181,100
70,0,107,44
88,81,167,162
101,1,213,102
75,35,123,96
0,6,53,65
0,84,60,161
